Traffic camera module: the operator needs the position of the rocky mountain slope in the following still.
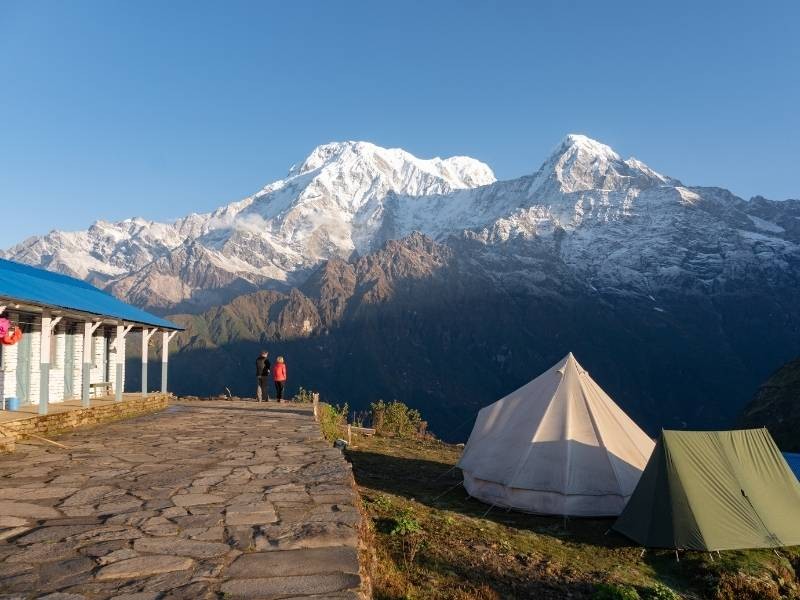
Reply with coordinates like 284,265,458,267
134,228,800,440
9,134,800,436
4,142,495,310
739,358,800,452
8,135,800,312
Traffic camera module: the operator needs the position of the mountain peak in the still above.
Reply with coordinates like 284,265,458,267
560,134,621,161
289,140,495,190
530,134,668,194
294,141,375,175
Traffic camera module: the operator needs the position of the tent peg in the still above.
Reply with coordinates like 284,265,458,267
674,550,680,563
708,552,715,562
640,548,646,558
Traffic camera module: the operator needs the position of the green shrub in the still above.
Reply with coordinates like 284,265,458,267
642,583,680,600
390,506,425,569
714,571,781,600
371,400,423,438
320,402,348,442
292,387,316,403
594,583,641,600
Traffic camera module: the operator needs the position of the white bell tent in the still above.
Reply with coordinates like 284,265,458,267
458,353,655,517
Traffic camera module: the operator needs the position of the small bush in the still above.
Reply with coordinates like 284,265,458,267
371,400,423,438
642,583,680,600
594,583,641,600
390,506,425,569
714,571,781,600
292,387,316,403
320,402,348,442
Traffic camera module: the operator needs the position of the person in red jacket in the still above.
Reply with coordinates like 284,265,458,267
273,356,287,401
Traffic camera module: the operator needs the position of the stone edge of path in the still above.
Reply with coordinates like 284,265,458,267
176,398,374,599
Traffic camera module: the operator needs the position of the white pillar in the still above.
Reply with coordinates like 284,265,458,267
160,330,177,394
82,320,100,407
161,331,168,393
114,324,132,401
141,328,155,396
39,312,52,415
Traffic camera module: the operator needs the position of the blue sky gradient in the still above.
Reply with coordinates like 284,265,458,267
1,0,798,247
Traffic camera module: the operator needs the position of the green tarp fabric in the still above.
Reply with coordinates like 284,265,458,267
613,429,800,550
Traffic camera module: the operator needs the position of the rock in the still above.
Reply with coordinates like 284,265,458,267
97,548,139,565
0,501,61,519
0,487,78,500
219,574,360,599
16,525,97,545
6,540,77,564
68,525,143,545
38,557,95,589
78,539,131,557
60,486,115,507
0,526,32,541
226,547,359,578
225,504,278,526
160,507,187,519
256,522,358,550
95,555,195,580
133,537,230,558
171,494,226,507
141,517,179,537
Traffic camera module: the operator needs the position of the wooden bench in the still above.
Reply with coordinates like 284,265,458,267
89,382,113,397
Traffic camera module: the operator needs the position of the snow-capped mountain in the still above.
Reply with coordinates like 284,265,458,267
4,141,496,308
5,134,799,311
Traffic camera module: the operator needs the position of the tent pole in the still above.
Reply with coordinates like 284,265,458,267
431,480,463,503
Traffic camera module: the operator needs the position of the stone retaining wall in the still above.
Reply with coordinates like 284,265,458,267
0,394,169,452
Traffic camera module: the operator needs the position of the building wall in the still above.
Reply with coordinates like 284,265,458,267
0,312,19,405
0,314,135,404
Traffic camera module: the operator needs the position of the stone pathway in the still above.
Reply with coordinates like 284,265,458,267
0,400,365,599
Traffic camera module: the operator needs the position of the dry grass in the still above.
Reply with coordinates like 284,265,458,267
346,434,800,600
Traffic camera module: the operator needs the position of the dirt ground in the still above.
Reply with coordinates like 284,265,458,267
346,434,800,600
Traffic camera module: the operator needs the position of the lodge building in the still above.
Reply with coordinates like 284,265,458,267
0,258,182,413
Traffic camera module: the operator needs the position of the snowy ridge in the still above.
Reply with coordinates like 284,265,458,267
5,134,799,310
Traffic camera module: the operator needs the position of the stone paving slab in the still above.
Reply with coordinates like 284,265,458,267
0,400,365,599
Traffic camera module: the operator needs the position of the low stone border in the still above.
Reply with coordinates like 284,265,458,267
0,394,169,452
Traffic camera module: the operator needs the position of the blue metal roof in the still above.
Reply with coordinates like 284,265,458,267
0,258,182,330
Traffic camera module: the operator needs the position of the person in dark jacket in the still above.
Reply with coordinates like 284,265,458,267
273,356,287,401
256,351,271,402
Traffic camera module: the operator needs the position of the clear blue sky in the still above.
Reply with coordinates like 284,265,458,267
1,1,798,248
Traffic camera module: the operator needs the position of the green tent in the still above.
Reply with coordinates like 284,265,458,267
613,429,800,550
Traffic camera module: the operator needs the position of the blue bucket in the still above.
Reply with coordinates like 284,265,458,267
6,397,19,411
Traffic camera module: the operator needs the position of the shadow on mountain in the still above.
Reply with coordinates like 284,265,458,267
126,234,800,443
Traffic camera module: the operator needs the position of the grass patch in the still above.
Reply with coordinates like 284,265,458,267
346,434,800,599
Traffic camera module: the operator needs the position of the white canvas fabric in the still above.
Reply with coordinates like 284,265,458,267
458,353,655,516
